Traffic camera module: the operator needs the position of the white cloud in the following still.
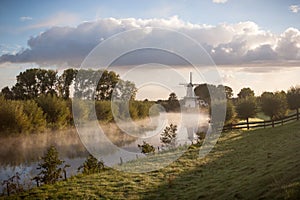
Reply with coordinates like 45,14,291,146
1,16,300,68
289,5,300,13
212,0,228,4
20,16,33,22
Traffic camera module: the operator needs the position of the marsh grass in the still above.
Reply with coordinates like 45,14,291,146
5,121,300,199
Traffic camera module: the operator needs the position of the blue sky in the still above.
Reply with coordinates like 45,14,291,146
1,0,299,49
0,0,300,99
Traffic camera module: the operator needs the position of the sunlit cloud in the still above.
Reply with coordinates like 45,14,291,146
212,0,228,4
289,5,300,13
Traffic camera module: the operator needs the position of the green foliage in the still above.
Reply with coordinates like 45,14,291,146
260,91,288,120
138,141,155,154
37,146,65,184
0,96,48,134
196,131,206,141
78,154,104,175
0,96,30,134
74,69,134,100
160,124,177,149
1,86,14,100
35,94,70,129
167,92,180,112
209,100,227,127
58,68,78,99
12,68,58,100
287,86,300,112
224,86,233,99
95,101,113,122
22,100,47,132
225,100,236,124
237,87,255,99
236,97,257,122
72,99,90,124
7,122,300,199
194,84,231,104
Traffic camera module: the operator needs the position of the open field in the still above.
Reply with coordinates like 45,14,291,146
4,121,300,199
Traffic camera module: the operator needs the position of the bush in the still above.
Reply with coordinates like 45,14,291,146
72,99,90,124
78,154,104,174
95,101,113,122
36,146,65,184
22,100,47,132
0,96,30,134
160,124,177,149
138,141,155,154
35,94,70,129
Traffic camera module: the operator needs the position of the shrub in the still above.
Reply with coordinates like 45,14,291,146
138,141,155,154
22,100,47,132
0,96,30,134
78,154,104,174
95,101,113,122
36,146,65,184
35,94,70,129
160,124,177,149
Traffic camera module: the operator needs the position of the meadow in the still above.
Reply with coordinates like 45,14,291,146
5,121,300,199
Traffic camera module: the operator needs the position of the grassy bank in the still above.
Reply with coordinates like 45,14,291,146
6,121,300,199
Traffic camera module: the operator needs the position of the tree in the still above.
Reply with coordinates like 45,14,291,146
167,92,180,112
112,80,137,101
236,97,257,129
225,100,236,125
168,92,178,101
95,70,120,100
194,84,230,104
37,146,65,184
260,91,288,120
287,86,300,120
58,68,78,99
11,68,58,100
78,154,104,174
224,86,233,99
160,124,177,149
237,87,255,99
138,141,155,154
194,84,210,103
1,86,14,100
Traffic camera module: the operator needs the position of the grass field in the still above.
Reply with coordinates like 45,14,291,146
4,121,300,199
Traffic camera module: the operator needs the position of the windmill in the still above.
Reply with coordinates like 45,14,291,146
179,72,201,109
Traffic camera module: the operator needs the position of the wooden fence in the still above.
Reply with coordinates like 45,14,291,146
223,111,300,131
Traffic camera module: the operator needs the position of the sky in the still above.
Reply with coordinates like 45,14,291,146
0,0,300,99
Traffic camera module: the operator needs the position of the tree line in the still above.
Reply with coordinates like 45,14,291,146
0,68,156,135
194,84,300,125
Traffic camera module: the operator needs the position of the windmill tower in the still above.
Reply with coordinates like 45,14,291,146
180,72,200,109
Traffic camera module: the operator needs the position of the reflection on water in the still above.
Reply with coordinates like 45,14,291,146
0,112,209,191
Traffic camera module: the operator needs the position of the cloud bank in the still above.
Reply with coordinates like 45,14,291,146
1,16,300,67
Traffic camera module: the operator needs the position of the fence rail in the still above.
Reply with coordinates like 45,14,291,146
223,111,299,131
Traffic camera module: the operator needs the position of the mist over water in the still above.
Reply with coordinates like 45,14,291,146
0,112,209,190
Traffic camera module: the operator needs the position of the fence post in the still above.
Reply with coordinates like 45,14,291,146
281,119,283,125
264,121,266,128
247,118,249,130
272,120,274,128
297,109,299,121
